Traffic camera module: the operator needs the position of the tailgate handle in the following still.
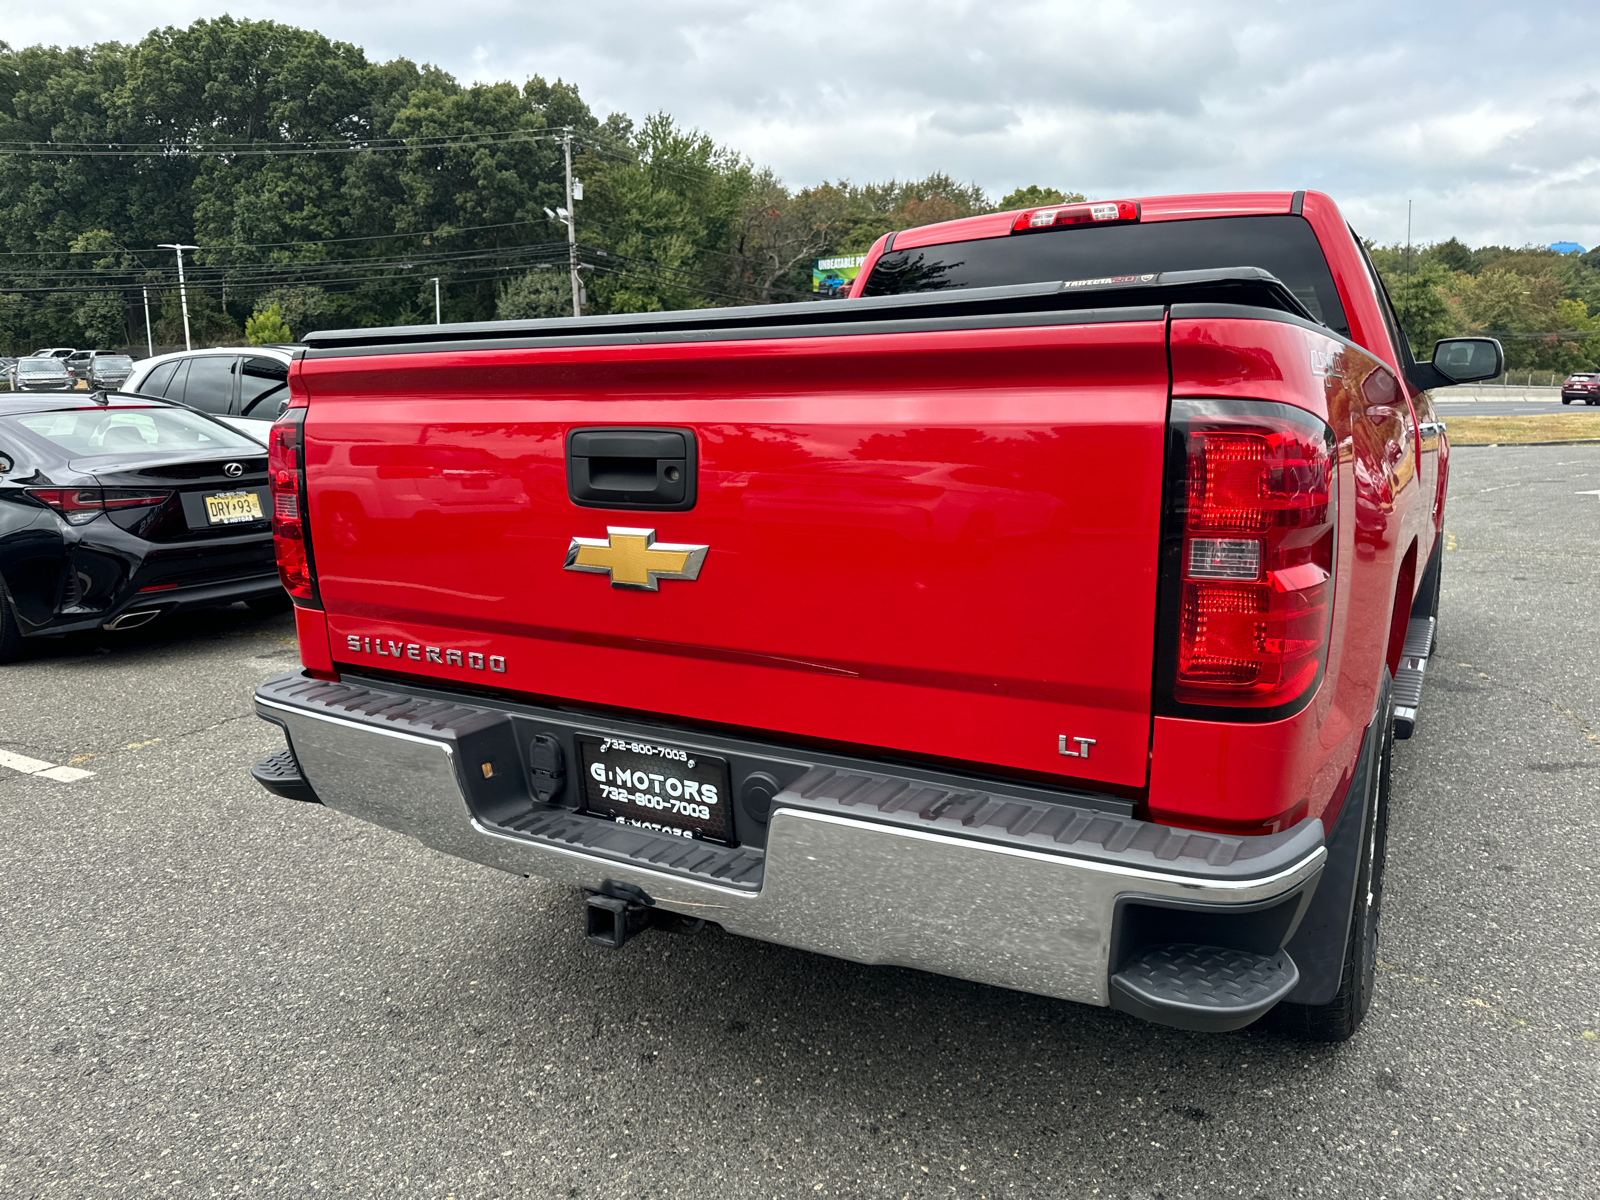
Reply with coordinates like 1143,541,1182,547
567,427,697,511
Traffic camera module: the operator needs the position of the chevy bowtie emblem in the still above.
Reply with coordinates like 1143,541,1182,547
564,527,708,591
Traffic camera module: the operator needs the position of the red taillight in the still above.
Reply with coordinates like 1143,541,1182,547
27,487,171,524
1162,400,1335,711
27,488,105,524
101,489,171,511
1012,200,1139,233
268,411,318,606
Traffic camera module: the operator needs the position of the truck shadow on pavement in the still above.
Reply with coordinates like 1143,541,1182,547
328,870,1375,1192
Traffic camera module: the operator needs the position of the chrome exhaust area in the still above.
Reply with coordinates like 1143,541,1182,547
103,609,162,631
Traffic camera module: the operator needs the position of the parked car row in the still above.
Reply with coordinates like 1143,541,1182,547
0,342,305,659
3,346,285,424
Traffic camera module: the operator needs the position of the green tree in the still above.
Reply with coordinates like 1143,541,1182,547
245,301,293,344
496,271,572,319
1426,238,1476,274
995,185,1085,210
582,112,752,313
1386,262,1455,357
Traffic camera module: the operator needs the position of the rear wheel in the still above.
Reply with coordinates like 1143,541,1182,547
1562,396,1572,405
1272,689,1393,1042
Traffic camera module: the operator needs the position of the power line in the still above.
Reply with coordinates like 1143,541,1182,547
0,132,568,158
0,243,581,297
0,127,550,149
0,238,573,280
0,217,560,258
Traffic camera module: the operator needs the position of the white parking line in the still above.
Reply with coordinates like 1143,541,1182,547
0,749,94,783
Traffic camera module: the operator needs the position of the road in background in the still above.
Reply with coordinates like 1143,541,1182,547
1435,400,1600,417
3,446,1598,1198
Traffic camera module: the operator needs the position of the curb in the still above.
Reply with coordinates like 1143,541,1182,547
1451,439,1600,448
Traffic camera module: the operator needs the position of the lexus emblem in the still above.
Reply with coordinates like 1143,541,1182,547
224,462,244,478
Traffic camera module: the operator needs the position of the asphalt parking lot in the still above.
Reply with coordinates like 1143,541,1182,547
3,445,1598,1199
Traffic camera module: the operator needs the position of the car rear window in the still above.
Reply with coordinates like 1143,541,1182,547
861,214,1349,336
5,407,262,457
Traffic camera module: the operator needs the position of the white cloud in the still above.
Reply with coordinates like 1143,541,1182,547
8,0,1600,248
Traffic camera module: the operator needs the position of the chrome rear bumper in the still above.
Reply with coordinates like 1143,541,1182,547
255,672,1325,1011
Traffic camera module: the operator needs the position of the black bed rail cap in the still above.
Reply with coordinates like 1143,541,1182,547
298,267,1317,355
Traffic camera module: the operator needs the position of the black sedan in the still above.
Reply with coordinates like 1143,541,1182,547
0,394,284,663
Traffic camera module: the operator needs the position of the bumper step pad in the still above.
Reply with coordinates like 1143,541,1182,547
1109,943,1300,1032
1392,616,1435,740
251,747,322,804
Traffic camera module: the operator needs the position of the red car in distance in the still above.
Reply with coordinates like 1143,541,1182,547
1561,371,1599,404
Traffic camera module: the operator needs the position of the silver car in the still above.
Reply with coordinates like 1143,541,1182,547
13,357,75,392
87,354,136,390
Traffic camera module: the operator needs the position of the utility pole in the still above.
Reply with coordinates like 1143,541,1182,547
157,243,198,350
563,127,581,317
141,286,154,357
1405,200,1413,273
430,276,441,324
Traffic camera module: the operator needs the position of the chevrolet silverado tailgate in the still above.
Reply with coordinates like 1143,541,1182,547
298,317,1169,789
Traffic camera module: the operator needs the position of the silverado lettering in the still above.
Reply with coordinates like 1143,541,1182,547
253,190,1503,1042
345,634,506,672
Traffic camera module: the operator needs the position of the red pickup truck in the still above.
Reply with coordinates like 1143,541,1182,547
252,191,1502,1041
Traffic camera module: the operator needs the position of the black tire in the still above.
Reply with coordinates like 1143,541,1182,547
245,592,292,615
0,580,25,665
1562,396,1572,405
1271,682,1393,1042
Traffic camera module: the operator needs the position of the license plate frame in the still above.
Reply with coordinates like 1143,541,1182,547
576,734,734,844
203,490,263,525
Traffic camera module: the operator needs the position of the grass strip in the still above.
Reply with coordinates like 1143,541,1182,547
1443,414,1600,445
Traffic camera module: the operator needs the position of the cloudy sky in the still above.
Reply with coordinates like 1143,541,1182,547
10,1,1600,249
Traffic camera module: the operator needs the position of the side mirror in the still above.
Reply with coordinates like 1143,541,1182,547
1405,337,1504,391
1430,337,1503,384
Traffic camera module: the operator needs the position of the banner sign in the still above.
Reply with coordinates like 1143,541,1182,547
813,255,867,298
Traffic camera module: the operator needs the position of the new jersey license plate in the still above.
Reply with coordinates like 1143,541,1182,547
577,734,734,843
204,490,263,525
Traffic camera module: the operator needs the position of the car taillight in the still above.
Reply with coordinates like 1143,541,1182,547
26,487,170,523
1158,399,1336,714
268,409,319,606
27,488,106,524
101,489,171,510
1012,200,1139,233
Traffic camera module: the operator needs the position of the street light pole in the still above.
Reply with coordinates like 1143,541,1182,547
431,277,441,324
563,127,580,317
157,243,199,350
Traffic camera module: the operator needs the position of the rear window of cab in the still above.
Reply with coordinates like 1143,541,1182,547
861,213,1349,337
